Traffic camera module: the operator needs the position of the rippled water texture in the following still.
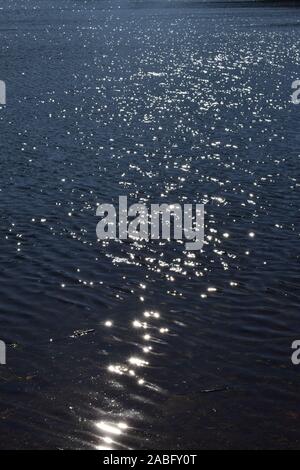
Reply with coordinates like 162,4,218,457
0,0,299,450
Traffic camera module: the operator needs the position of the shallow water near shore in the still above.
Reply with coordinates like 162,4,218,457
0,0,299,449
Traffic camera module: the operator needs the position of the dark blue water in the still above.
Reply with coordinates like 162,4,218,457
0,0,299,449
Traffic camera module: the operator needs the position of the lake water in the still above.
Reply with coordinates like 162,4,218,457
0,0,299,450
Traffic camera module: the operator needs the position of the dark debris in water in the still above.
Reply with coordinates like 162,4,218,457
0,371,37,383
70,329,95,339
6,343,20,349
199,387,230,394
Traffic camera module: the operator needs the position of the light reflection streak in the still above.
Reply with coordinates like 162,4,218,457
96,309,164,448
96,421,122,435
95,421,130,451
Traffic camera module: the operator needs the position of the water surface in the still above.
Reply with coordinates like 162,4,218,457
0,0,300,449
